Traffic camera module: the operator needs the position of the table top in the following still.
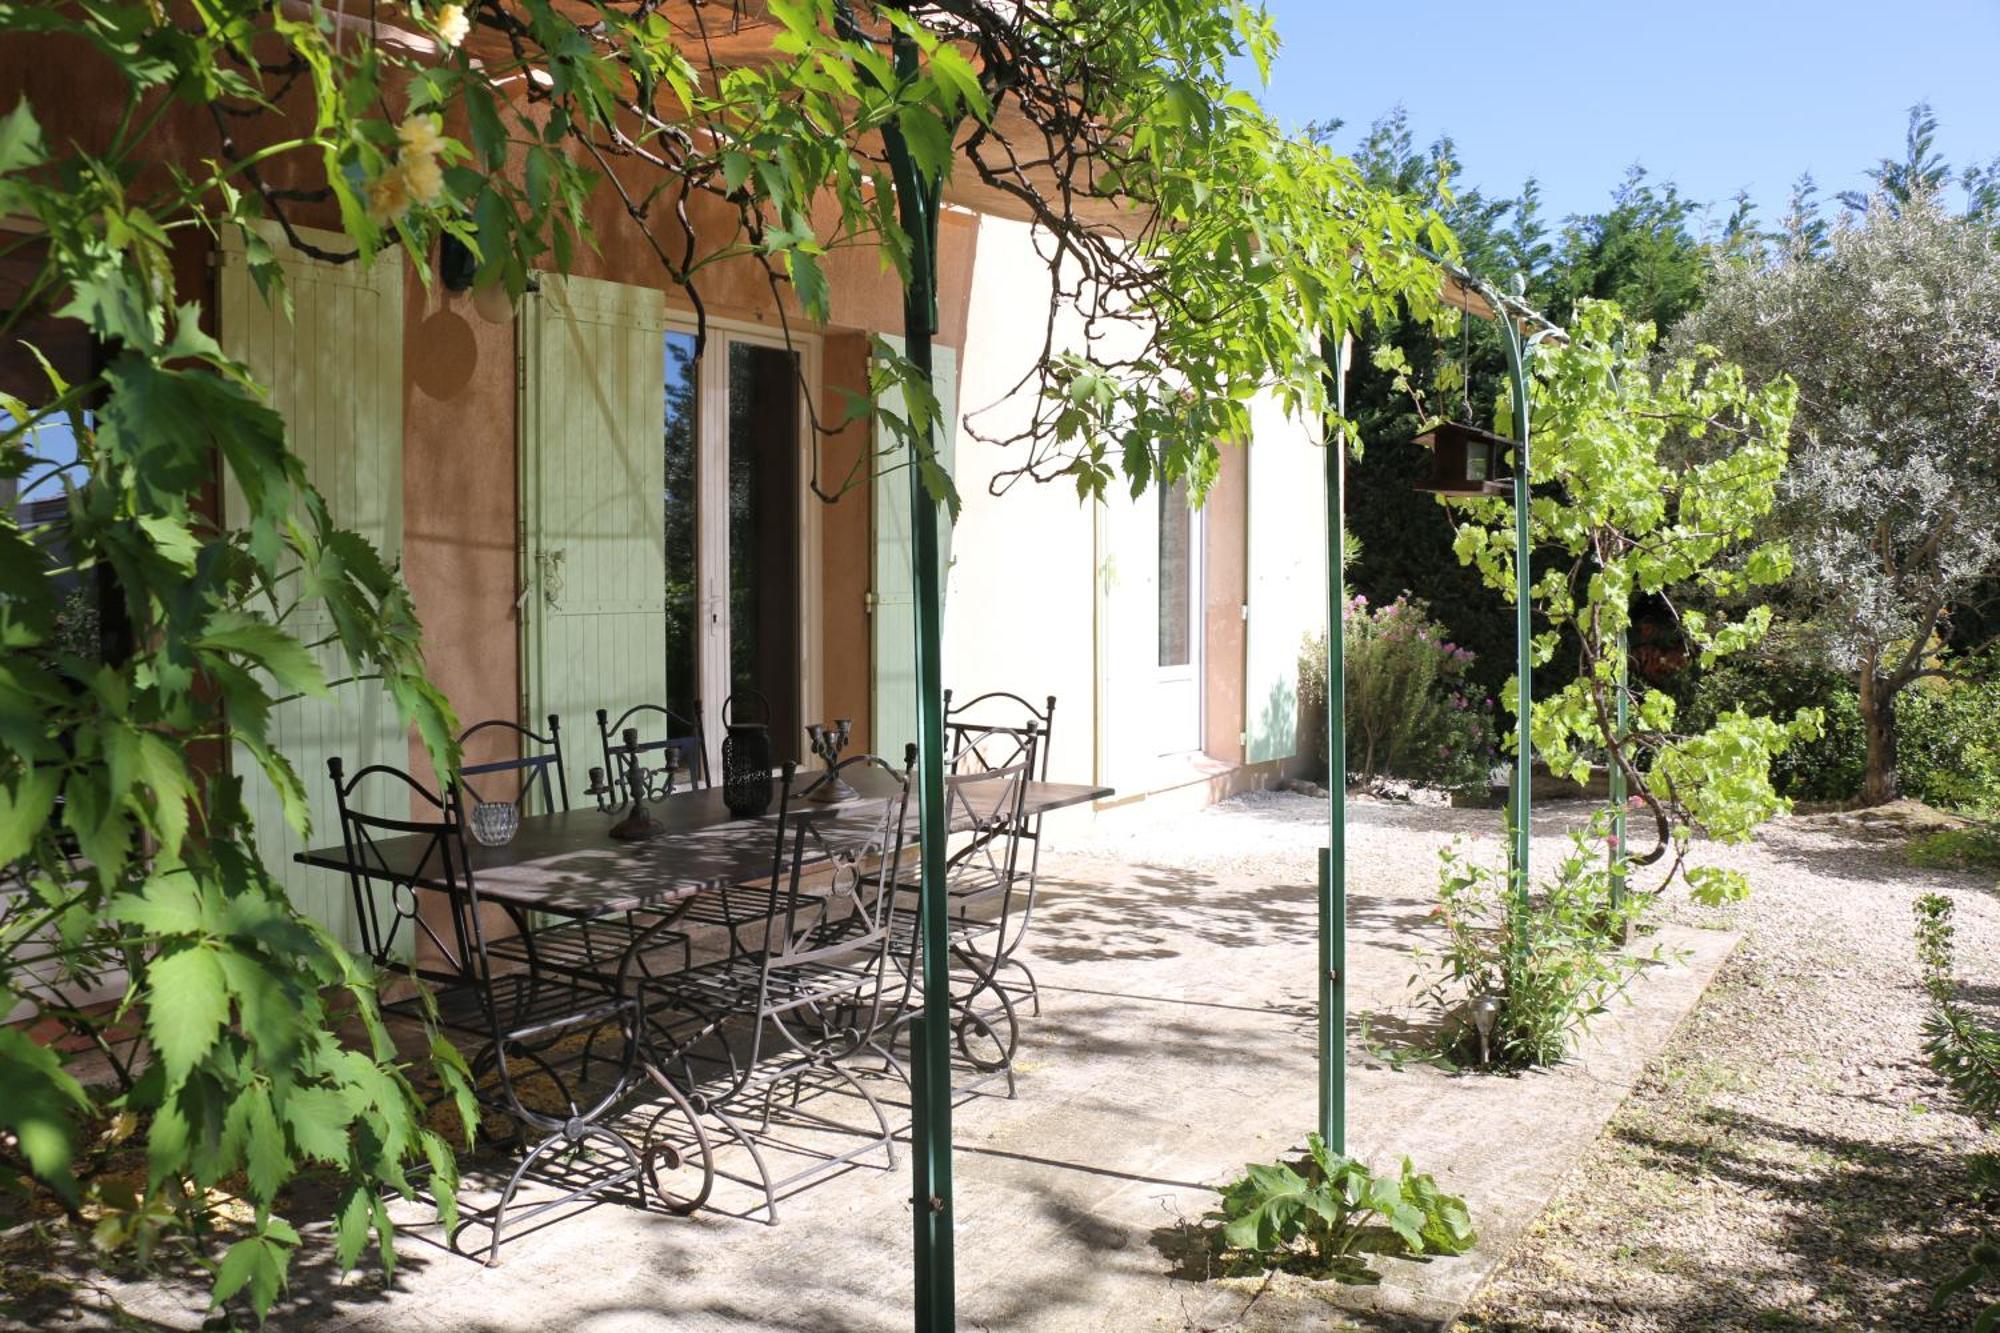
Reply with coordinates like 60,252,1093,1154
297,776,1110,917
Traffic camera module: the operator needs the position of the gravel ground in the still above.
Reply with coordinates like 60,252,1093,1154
1073,788,2000,1329
1439,802,2000,1331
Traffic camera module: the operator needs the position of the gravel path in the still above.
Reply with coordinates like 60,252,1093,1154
1443,804,2000,1331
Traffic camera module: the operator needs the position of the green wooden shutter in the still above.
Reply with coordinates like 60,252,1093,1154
520,275,669,759
218,225,404,949
1243,396,1326,763
870,338,956,759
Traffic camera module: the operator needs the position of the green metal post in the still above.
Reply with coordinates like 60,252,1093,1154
1496,313,1534,905
883,30,954,1332
1318,331,1348,1154
1609,628,1628,915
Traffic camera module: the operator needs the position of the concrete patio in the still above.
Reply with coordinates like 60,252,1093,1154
33,792,1734,1332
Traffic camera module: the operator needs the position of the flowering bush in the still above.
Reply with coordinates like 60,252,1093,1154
1299,594,1497,790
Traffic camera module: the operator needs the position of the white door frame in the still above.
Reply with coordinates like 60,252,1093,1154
663,310,822,753
1155,482,1204,756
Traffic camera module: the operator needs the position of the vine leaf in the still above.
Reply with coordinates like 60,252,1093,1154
0,1027,89,1203
146,945,229,1085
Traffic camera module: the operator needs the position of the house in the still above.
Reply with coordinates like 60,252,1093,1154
2,16,1331,955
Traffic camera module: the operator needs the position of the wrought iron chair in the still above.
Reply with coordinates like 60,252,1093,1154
943,690,1058,1015
877,754,1035,1094
459,714,568,814
327,755,480,1022
632,753,913,1224
471,714,693,982
597,703,708,798
327,759,681,1262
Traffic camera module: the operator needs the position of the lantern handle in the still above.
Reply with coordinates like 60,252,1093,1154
722,688,772,729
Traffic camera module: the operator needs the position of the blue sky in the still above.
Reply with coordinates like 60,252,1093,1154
1241,2,2000,228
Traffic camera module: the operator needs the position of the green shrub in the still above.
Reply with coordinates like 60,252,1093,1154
1682,660,1865,803
1901,673,2000,816
1415,827,1652,1070
1206,1133,1476,1282
1908,825,2000,872
1299,594,1498,790
1909,893,2000,1328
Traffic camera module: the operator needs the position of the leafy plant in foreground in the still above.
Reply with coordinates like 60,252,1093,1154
1207,1134,1475,1282
1909,893,2000,1328
0,76,471,1327
1415,825,1655,1070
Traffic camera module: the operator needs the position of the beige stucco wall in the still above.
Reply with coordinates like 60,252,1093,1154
944,215,1326,810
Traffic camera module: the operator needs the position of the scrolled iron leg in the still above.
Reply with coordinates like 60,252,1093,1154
638,1074,714,1216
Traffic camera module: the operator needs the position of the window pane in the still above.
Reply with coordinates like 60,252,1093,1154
663,331,699,729
1158,476,1191,667
727,342,802,761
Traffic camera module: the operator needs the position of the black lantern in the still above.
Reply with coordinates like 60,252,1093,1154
1413,421,1512,496
721,691,775,818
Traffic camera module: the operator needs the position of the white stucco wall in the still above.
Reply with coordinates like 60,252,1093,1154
942,214,1328,803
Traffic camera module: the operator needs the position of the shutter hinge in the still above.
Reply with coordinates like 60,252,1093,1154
1238,731,1248,747
1240,602,1249,621
863,589,879,614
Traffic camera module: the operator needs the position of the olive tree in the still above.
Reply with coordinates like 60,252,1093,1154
1675,197,2000,803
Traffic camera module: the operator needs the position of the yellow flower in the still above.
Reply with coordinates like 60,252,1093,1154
401,151,446,207
397,114,444,160
434,3,469,48
367,164,411,225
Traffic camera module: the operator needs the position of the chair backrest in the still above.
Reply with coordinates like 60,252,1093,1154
759,751,915,974
941,758,1033,894
457,714,568,815
326,756,474,980
943,690,1056,782
597,702,709,798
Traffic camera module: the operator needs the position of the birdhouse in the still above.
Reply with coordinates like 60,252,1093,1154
1413,421,1513,496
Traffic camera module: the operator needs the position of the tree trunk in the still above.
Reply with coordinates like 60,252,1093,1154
1858,669,1900,806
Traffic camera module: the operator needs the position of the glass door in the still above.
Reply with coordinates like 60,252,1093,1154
663,325,810,766
1154,475,1204,755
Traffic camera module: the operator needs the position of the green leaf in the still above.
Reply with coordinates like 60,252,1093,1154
787,247,828,321
111,876,211,935
0,1027,88,1204
282,1086,352,1166
0,766,60,865
333,1184,371,1271
893,107,953,180
0,98,46,175
210,1229,291,1318
197,612,327,698
243,1088,289,1204
136,513,201,572
146,946,230,1085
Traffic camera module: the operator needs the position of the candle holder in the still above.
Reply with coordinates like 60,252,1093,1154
584,765,615,813
609,727,666,840
803,717,857,802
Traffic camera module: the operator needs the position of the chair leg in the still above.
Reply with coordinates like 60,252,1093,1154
707,1102,779,1226
828,1059,897,1170
639,1075,714,1216
485,1123,647,1266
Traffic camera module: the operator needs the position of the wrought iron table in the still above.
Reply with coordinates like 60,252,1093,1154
297,777,1107,920
294,773,1109,1246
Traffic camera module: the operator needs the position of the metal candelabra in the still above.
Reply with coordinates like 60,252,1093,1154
803,717,857,802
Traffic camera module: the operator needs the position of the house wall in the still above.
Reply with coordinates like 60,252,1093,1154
1203,446,1249,765
945,215,1325,817
7,34,1327,896
401,280,521,782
